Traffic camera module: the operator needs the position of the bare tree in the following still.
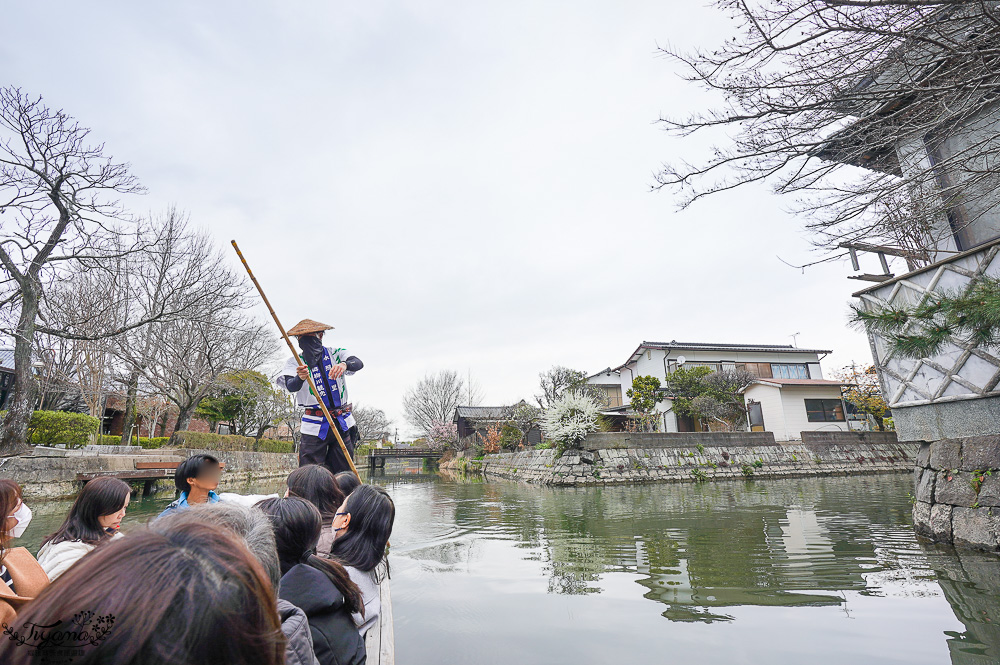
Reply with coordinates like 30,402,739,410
463,369,485,407
507,401,541,445
109,209,250,445
402,370,466,435
142,309,277,434
0,88,144,455
135,393,170,438
353,405,393,443
657,2,1000,264
535,366,608,409
34,336,85,412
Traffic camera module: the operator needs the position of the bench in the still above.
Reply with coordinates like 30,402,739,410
76,461,225,495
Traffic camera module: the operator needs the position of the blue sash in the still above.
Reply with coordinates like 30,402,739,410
304,348,349,438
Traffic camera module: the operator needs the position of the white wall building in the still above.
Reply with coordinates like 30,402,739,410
586,341,852,441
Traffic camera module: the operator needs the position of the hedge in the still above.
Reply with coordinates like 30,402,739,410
27,410,100,449
95,435,172,449
170,430,294,454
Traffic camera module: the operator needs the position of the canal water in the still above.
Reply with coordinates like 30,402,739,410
16,472,1000,664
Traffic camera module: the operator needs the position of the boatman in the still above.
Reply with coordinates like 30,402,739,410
276,319,364,474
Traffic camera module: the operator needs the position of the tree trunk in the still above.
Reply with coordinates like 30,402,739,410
0,283,40,456
119,370,140,446
174,406,195,434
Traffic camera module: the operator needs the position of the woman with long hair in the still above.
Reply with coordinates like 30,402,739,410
286,465,345,557
329,484,394,636
0,479,49,626
37,476,131,580
257,496,366,665
0,520,286,665
333,471,361,498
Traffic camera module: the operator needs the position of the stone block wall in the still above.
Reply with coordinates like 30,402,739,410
800,431,899,445
584,431,777,449
3,447,298,499
912,435,1000,551
451,432,919,487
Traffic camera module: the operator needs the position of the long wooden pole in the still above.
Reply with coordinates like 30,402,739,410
231,240,361,479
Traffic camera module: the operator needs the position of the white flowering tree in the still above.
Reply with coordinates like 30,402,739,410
427,420,459,451
541,393,600,455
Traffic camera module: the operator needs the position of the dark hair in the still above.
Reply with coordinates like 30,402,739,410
256,497,363,615
334,471,361,497
152,502,281,596
0,521,285,665
0,479,22,559
287,465,345,525
329,484,395,578
42,477,131,548
174,454,220,493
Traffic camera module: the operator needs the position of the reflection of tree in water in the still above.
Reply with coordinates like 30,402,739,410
920,543,1000,665
411,474,987,633
470,476,927,623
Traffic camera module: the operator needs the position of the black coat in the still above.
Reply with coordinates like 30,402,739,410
278,563,366,665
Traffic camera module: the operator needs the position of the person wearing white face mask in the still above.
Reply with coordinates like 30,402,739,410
0,479,49,625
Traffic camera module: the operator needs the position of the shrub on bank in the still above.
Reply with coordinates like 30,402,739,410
96,435,172,449
541,393,601,456
27,410,100,449
170,430,295,454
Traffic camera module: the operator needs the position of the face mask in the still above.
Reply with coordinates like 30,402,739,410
9,502,31,538
299,335,325,367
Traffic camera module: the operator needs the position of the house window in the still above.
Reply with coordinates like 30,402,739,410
771,363,809,379
668,361,721,374
597,386,622,408
805,399,845,422
737,362,773,379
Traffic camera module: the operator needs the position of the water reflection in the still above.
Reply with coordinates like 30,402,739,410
14,471,1000,664
386,474,1000,664
921,543,1000,664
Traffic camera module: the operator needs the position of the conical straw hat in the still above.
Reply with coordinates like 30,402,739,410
287,319,335,336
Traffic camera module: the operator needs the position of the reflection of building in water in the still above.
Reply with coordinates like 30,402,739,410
510,479,899,623
633,506,848,623
780,508,834,558
922,544,1000,665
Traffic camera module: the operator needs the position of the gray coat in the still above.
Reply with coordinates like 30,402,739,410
279,598,321,665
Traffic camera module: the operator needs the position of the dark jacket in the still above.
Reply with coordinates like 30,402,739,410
278,563,366,665
278,598,320,665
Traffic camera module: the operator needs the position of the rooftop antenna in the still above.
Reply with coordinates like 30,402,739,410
790,332,801,348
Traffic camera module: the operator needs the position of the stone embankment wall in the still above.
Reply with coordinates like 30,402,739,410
3,446,297,499
441,431,917,486
912,436,1000,552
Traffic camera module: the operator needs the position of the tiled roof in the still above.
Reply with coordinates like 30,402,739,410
639,341,833,354
610,340,834,371
454,406,513,420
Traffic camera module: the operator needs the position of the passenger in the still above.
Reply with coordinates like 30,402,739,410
0,521,286,665
157,453,278,519
286,465,346,557
153,502,320,665
329,484,395,636
0,479,48,626
334,470,361,498
36,476,130,580
257,497,366,665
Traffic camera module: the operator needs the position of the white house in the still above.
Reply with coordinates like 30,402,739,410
586,341,852,441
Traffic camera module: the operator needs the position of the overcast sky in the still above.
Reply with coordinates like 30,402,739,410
3,1,891,436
